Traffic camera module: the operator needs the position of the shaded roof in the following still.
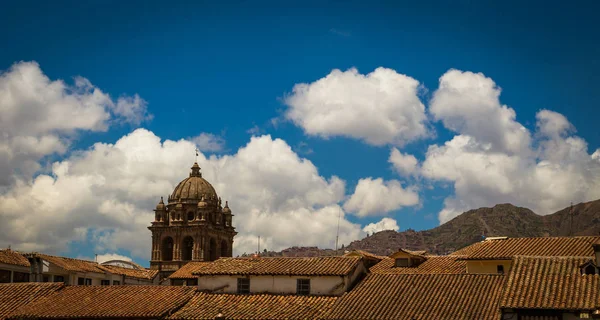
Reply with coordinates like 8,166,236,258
0,249,29,267
344,250,386,261
169,262,212,279
99,264,159,280
501,256,600,311
8,285,196,319
323,273,505,320
458,236,600,260
370,255,467,274
25,253,105,273
193,256,362,276
168,292,338,319
0,283,63,319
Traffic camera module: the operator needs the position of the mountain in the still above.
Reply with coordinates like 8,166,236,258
266,199,600,257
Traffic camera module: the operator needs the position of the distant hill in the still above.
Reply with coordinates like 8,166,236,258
265,199,600,257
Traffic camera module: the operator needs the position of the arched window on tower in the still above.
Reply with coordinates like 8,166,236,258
162,237,174,261
187,212,194,222
209,238,217,261
182,236,194,261
220,240,228,257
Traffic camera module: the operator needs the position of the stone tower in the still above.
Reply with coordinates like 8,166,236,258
148,162,237,279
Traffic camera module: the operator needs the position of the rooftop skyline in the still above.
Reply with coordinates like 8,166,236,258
1,0,599,266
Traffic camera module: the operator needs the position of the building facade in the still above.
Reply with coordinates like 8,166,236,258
149,162,237,280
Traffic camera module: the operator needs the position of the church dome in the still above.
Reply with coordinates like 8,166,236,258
169,162,218,203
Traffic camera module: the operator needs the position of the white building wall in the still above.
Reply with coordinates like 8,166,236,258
198,274,352,296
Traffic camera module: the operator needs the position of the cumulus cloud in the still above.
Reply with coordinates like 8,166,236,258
362,217,399,234
0,61,150,186
192,133,226,152
423,70,600,223
0,129,364,259
429,69,530,155
284,67,429,146
389,148,419,177
343,178,419,217
96,253,133,264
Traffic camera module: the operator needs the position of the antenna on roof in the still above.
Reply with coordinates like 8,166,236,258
335,206,341,254
569,202,574,236
7,245,10,250
257,235,260,255
95,253,98,263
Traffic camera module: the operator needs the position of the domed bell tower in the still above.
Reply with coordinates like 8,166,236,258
148,162,237,280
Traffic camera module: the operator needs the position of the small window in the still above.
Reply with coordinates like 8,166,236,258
78,277,92,285
395,258,409,267
297,279,310,295
584,264,597,275
113,280,120,285
42,275,50,282
101,280,110,286
13,272,29,283
54,275,65,283
172,279,185,286
187,212,195,221
237,278,250,294
497,265,504,274
187,278,198,286
0,270,10,283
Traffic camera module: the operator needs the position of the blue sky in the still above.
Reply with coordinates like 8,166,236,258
1,0,599,266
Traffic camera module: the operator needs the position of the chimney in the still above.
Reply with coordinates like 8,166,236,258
593,243,600,266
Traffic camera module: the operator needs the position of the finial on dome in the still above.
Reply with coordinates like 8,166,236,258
190,162,202,177
160,197,164,204
223,200,231,214
224,201,229,208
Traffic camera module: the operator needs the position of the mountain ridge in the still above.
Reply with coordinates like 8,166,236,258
261,199,600,257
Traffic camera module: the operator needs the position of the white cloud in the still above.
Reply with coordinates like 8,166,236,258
389,148,419,177
0,61,150,186
191,133,225,152
429,69,530,155
362,217,399,234
0,129,364,259
284,67,429,146
424,71,600,223
343,177,419,217
96,253,133,264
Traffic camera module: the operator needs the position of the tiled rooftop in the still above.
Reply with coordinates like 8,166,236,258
343,250,387,261
169,262,212,279
0,249,30,267
458,236,600,260
26,253,106,273
169,292,338,319
99,264,159,280
8,285,196,319
369,255,467,274
323,273,505,320
501,256,600,310
0,283,62,319
193,256,362,276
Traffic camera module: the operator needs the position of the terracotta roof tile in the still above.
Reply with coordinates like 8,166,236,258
324,273,505,320
169,292,338,319
0,283,62,319
8,285,196,319
370,256,467,274
193,256,362,276
344,250,386,261
99,265,159,280
501,256,600,310
0,250,30,267
169,262,212,279
25,253,106,273
459,236,600,260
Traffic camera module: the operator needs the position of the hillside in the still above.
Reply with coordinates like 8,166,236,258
268,199,600,257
